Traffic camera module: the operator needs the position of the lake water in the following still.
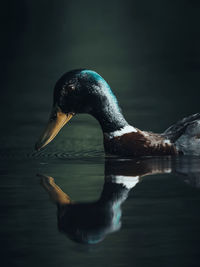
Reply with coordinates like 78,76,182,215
1,1,200,266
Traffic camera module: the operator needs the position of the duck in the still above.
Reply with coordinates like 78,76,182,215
35,69,200,157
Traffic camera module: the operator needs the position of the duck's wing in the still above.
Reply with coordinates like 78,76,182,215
162,113,200,142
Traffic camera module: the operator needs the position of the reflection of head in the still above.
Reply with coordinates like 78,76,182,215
57,204,109,244
57,182,129,244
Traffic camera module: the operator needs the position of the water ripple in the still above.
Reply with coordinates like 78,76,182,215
0,148,104,161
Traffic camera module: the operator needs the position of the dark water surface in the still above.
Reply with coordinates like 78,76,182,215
1,1,200,267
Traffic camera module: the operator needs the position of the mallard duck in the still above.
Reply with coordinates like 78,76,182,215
35,69,200,156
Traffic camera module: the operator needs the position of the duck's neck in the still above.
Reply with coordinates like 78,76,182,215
92,109,129,133
90,91,129,133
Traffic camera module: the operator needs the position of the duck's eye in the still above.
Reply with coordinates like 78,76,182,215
68,84,75,91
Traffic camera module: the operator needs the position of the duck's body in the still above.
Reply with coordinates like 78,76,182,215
35,69,200,156
104,127,177,157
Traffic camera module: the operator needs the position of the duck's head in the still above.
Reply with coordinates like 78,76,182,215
35,69,127,151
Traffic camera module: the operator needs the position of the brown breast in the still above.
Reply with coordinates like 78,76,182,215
103,130,178,157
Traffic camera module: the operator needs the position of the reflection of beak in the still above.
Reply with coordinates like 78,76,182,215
37,174,71,204
35,106,74,151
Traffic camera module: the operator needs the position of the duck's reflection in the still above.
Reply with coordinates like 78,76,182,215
38,156,200,244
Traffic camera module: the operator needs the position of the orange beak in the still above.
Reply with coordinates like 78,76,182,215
35,105,74,151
